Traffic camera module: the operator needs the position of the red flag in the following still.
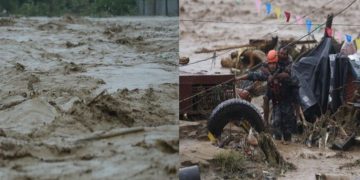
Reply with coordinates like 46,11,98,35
326,27,333,37
284,11,291,22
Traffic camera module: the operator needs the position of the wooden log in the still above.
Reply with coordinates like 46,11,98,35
86,90,107,106
195,39,317,54
195,44,255,54
76,127,144,143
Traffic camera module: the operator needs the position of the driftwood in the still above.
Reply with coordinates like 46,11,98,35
195,44,255,53
0,99,27,111
86,90,107,106
179,57,190,65
76,127,144,143
258,133,296,169
196,39,317,54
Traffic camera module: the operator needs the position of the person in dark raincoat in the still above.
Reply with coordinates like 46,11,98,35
237,49,298,143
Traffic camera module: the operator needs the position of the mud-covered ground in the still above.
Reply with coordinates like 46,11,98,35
180,120,360,180
180,0,360,179
0,16,178,179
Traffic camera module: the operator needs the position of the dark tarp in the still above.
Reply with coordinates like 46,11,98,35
292,37,337,120
330,55,350,111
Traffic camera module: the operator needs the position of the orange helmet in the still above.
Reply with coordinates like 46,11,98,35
267,50,278,63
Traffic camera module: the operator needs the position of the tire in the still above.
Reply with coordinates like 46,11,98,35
208,99,265,138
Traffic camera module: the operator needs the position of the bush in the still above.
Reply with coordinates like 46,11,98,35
213,150,245,175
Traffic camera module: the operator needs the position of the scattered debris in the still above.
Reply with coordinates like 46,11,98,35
301,104,359,150
27,74,40,92
37,22,65,31
115,38,131,45
104,25,123,35
315,173,351,180
221,48,266,73
339,159,360,170
0,18,15,26
258,133,296,170
155,139,179,154
14,63,25,72
63,62,86,74
115,36,144,45
0,129,6,137
179,57,190,65
62,14,77,24
76,127,144,143
65,41,85,48
331,133,356,151
69,91,135,128
0,99,27,111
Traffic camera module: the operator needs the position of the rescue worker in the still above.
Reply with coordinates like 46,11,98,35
237,50,297,143
277,47,303,133
278,47,293,69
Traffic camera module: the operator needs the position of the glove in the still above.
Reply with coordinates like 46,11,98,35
276,72,290,80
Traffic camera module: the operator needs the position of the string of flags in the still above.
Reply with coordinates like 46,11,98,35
246,0,360,47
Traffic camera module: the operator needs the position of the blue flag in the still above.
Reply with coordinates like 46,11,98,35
345,34,352,43
306,19,312,33
266,2,271,15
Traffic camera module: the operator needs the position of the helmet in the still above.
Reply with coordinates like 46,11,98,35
267,50,278,63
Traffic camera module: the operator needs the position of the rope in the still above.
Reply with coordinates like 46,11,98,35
184,49,232,66
180,20,360,27
260,0,338,38
282,0,357,49
179,61,266,105
180,0,339,67
179,77,235,103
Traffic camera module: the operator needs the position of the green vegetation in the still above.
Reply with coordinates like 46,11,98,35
0,0,138,17
213,150,245,175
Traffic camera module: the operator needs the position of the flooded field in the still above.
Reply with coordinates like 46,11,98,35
0,16,178,179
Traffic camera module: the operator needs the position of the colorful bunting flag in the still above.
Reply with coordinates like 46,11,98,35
255,0,261,13
295,15,303,25
284,11,291,22
265,2,272,15
325,27,333,37
248,2,354,44
274,7,281,19
345,34,352,43
306,19,312,33
336,31,342,43
356,38,360,50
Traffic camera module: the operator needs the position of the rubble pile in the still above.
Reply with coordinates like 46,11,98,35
301,104,360,150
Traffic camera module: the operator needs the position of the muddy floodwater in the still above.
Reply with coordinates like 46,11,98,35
0,16,178,179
